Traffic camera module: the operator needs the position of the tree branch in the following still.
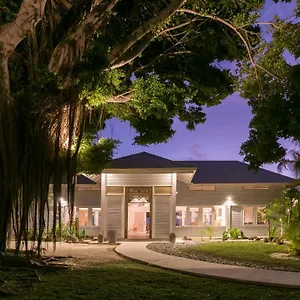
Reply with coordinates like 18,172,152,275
0,0,47,58
107,0,187,68
109,32,156,70
106,90,135,103
49,0,119,74
178,9,256,70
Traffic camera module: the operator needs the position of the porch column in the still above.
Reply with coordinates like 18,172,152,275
101,173,107,238
170,173,177,233
225,205,231,230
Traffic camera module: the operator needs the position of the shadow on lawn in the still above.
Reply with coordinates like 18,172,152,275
4,261,300,300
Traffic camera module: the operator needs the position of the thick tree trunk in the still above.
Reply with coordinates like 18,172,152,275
0,59,18,252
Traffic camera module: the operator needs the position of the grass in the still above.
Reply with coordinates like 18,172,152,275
2,261,300,300
179,241,300,271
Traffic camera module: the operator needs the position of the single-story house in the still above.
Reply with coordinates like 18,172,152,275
60,152,293,239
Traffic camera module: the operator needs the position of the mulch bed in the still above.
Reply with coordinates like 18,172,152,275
146,242,300,272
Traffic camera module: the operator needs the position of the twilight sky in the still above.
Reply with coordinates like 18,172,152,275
101,0,296,178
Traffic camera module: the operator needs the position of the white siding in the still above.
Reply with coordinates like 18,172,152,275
176,181,282,206
106,173,172,186
154,196,170,238
75,190,101,207
107,195,123,238
231,206,242,228
175,226,225,238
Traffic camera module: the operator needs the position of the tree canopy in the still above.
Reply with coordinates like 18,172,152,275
0,0,297,253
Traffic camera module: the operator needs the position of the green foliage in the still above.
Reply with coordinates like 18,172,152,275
0,0,22,24
268,226,278,240
199,229,205,241
223,228,244,239
77,135,119,174
264,187,300,255
55,222,86,240
239,18,300,169
206,226,216,240
80,70,126,107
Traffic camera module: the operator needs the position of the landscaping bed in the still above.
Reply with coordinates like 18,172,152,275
147,241,300,272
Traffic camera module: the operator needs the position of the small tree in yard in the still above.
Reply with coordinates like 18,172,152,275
264,186,300,256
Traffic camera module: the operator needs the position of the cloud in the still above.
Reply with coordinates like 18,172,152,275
190,144,203,160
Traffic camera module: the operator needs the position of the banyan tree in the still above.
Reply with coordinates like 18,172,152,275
0,0,280,254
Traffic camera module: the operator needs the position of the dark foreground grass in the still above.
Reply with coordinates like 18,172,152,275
179,242,300,271
3,261,300,300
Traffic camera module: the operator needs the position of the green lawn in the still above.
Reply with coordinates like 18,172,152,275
1,261,300,300
179,241,300,271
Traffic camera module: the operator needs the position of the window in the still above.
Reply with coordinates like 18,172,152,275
243,207,254,225
176,206,187,226
92,208,101,226
243,206,267,225
203,208,212,225
215,206,225,227
79,208,88,226
256,207,266,225
190,208,200,226
243,185,269,190
189,185,215,191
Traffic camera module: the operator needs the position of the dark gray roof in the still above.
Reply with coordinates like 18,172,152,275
77,174,96,184
108,152,188,169
175,160,294,184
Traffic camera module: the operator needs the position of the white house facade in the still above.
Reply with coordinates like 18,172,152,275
61,152,293,239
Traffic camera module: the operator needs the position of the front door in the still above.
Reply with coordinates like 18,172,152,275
125,187,152,239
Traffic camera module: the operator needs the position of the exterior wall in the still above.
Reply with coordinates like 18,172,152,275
175,180,283,237
153,196,171,238
106,195,124,238
105,173,172,186
175,226,225,238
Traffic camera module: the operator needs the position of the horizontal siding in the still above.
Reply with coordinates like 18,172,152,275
175,226,225,238
240,226,268,237
154,196,170,238
176,181,283,206
231,206,242,228
74,190,101,207
107,195,123,238
106,173,172,186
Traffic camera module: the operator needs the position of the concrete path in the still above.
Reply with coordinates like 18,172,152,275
115,242,300,288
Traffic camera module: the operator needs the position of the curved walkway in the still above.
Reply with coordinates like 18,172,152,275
116,242,300,288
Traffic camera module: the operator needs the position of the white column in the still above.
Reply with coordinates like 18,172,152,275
121,187,125,238
101,173,107,237
226,205,231,230
170,173,177,233
152,193,156,238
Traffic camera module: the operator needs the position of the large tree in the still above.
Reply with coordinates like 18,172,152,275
0,0,274,253
239,1,300,170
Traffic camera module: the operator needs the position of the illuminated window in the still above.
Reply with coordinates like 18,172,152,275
256,207,266,225
243,207,254,225
203,208,212,225
189,208,200,226
79,208,88,226
215,206,225,227
92,208,101,226
176,206,187,226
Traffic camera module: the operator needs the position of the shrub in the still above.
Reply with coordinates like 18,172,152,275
199,230,205,241
222,228,244,240
206,226,216,240
169,232,176,244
